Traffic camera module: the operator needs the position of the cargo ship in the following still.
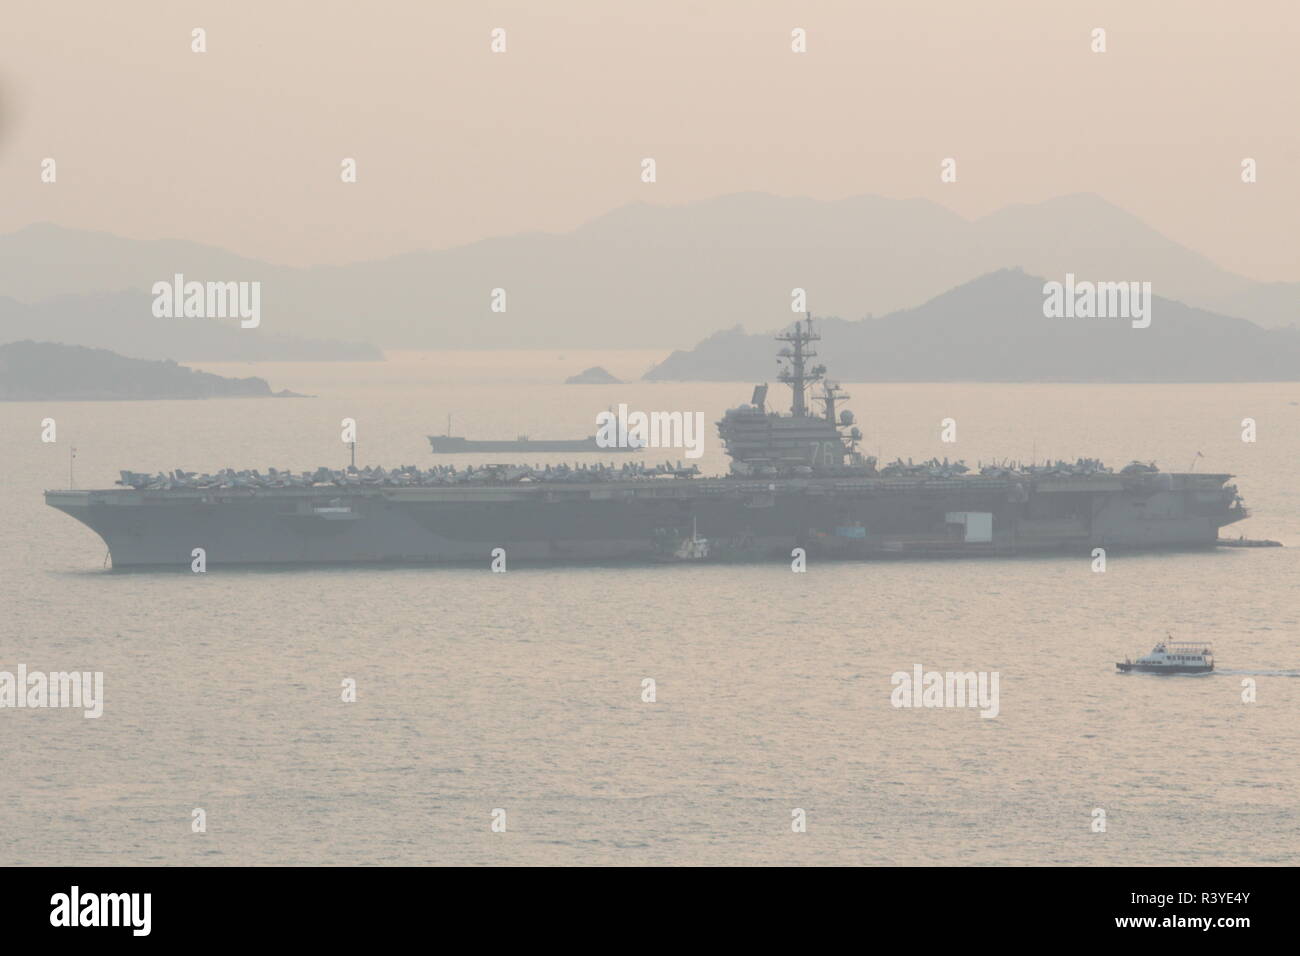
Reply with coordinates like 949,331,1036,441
45,318,1250,569
428,434,632,454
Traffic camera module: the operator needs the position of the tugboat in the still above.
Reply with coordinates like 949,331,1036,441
1116,638,1214,674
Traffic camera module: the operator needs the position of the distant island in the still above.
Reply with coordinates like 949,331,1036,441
644,269,1300,383
0,341,307,400
565,366,622,384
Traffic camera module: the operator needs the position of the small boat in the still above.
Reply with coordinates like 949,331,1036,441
1117,638,1214,674
673,518,710,560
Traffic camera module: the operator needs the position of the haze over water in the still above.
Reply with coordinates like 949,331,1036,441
3,353,1297,865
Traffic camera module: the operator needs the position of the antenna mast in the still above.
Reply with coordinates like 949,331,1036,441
775,314,826,417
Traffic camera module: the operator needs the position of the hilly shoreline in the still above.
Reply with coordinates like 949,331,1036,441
644,269,1300,383
0,341,308,400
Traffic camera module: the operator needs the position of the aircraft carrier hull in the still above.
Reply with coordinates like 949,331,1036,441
45,471,1246,569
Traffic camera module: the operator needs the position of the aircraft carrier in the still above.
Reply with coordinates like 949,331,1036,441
45,319,1249,569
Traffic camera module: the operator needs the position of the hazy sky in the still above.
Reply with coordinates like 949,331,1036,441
2,0,1296,278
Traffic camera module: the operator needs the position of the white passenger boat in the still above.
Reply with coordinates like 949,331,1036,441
1117,639,1214,674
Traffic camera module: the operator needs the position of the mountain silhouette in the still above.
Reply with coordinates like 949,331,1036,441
644,269,1300,382
2,194,1296,349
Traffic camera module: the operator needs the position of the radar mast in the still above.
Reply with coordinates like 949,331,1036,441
775,314,826,418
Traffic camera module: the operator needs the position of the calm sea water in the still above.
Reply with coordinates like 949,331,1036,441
2,352,1297,865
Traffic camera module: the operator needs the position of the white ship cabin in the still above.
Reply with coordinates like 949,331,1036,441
1136,641,1213,667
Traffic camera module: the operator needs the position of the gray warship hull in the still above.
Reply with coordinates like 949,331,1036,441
46,471,1245,569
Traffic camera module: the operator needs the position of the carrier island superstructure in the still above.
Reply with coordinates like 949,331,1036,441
45,319,1249,568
